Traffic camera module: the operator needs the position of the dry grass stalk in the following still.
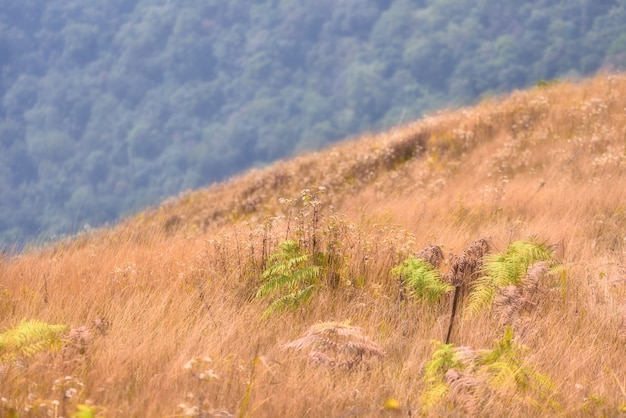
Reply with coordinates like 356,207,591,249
618,304,626,342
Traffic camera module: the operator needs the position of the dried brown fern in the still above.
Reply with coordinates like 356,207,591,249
422,329,559,416
494,285,522,325
66,326,92,355
494,261,551,333
282,321,385,370
416,245,445,269
447,238,491,289
444,367,486,416
62,318,109,365
445,238,491,343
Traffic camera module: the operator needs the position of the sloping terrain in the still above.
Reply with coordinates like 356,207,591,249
1,74,625,417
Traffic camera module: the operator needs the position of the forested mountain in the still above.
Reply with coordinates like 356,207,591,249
1,0,625,247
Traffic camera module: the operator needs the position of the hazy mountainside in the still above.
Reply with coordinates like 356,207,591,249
2,0,626,247
1,75,624,417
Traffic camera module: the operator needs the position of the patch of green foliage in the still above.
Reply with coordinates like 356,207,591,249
72,405,99,418
0,320,69,361
392,257,453,303
467,239,557,315
421,327,559,414
420,341,464,409
478,327,556,398
256,240,320,319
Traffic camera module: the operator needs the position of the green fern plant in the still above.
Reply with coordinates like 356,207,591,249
421,327,559,415
477,327,556,395
420,340,465,409
72,404,102,418
256,240,320,318
392,257,453,303
0,320,69,362
467,239,558,315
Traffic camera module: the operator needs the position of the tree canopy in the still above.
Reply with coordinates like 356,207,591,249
1,0,625,247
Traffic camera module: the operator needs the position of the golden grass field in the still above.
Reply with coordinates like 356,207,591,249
1,74,626,417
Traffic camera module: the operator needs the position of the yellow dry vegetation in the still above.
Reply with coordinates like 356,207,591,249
1,74,625,417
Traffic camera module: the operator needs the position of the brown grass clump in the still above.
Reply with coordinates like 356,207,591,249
1,74,626,416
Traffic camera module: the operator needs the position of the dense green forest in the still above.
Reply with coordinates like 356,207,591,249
1,0,625,248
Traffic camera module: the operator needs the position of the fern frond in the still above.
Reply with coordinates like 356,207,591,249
341,340,386,359
420,328,560,414
467,275,499,316
257,240,320,318
313,321,363,337
420,382,449,410
526,367,558,397
266,240,301,263
477,327,558,405
548,263,566,276
261,285,315,319
291,265,321,284
467,240,557,315
423,341,463,381
482,360,520,388
0,320,69,361
392,257,453,303
262,253,310,279
480,253,524,286
308,350,336,367
256,265,319,298
508,239,554,264
256,274,292,298
421,339,467,411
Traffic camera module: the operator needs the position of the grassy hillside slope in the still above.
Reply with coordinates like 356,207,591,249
1,74,625,417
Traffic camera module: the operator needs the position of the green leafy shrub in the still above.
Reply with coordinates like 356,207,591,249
421,327,559,415
392,257,453,303
420,340,465,409
467,239,558,315
0,320,69,361
256,240,320,318
72,404,101,418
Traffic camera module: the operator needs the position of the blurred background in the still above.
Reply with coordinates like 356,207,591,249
1,0,625,248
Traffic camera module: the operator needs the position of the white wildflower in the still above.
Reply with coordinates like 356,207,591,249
183,359,196,370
